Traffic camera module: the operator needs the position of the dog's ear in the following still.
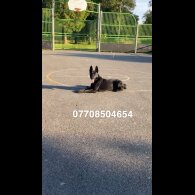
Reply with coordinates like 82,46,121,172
95,66,99,73
89,66,93,73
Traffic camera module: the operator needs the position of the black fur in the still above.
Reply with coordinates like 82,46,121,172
80,66,127,93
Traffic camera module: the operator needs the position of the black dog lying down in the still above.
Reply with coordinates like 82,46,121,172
78,66,127,93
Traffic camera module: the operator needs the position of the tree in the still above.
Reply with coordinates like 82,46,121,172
42,0,92,43
42,0,90,33
42,0,137,22
143,0,152,24
97,0,136,12
42,0,138,43
133,14,139,23
42,0,52,8
99,0,138,23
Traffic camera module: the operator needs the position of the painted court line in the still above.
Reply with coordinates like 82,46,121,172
46,70,151,92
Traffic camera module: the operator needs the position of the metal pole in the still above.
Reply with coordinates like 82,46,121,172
52,0,55,51
96,3,99,51
118,4,121,38
135,24,139,54
123,4,138,53
97,4,101,52
99,11,102,52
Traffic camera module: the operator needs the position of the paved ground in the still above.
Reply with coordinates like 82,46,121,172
42,50,152,195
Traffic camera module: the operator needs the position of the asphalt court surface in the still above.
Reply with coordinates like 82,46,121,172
42,50,152,195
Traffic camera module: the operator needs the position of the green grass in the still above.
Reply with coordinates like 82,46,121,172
139,38,152,45
101,36,136,44
53,38,152,51
55,43,97,51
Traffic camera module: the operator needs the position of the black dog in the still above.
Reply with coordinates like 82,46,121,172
78,66,126,93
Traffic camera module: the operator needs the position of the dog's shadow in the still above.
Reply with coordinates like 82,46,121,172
42,84,88,93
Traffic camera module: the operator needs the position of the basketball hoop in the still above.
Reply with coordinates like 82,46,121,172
68,0,87,12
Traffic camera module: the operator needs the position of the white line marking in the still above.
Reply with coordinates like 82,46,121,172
46,69,151,91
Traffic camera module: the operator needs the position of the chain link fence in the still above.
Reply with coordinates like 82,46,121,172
100,12,137,53
136,24,152,53
42,8,52,49
42,1,152,53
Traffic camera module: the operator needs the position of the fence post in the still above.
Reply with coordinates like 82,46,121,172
118,5,122,39
52,0,55,51
134,24,139,54
97,4,101,52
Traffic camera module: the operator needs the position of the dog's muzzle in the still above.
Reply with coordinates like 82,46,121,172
91,79,94,83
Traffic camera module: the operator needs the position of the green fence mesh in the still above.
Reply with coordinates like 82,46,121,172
42,8,52,49
53,1,99,51
42,1,152,53
137,24,152,53
100,12,137,52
